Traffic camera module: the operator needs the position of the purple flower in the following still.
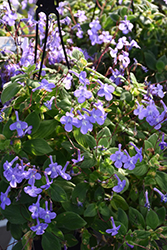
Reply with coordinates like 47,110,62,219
40,200,56,223
118,51,130,68
89,19,101,33
45,156,71,180
116,36,129,50
32,79,55,92
153,188,167,203
74,10,87,23
24,178,42,198
40,172,53,190
98,31,115,44
28,195,44,219
10,111,28,137
119,16,133,34
109,68,124,86
56,161,71,181
0,186,11,210
69,70,90,85
83,108,106,125
60,109,79,132
45,156,60,179
144,190,150,211
126,242,134,248
44,97,55,110
133,101,147,120
106,216,121,236
74,85,92,103
110,144,128,168
2,4,17,26
30,218,48,235
87,30,101,46
5,163,25,188
72,149,84,164
130,143,143,162
24,166,41,185
57,2,67,15
77,111,93,134
23,125,32,136
123,150,138,170
78,71,90,85
112,174,126,193
146,103,159,126
72,23,83,38
63,74,73,90
150,84,164,98
159,133,167,150
97,81,115,101
3,156,19,181
87,19,102,45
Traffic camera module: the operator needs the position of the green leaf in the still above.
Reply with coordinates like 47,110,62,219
117,208,128,230
160,226,167,238
84,203,97,217
120,91,132,103
73,129,96,149
82,229,91,245
116,221,127,236
133,230,151,239
99,159,114,176
22,231,33,250
23,138,53,156
2,119,14,138
129,207,145,228
12,241,23,250
156,60,165,72
61,201,84,215
155,207,166,225
155,172,167,192
1,204,30,224
146,210,159,229
110,194,129,211
56,212,87,230
42,231,61,250
109,13,120,22
103,16,114,29
144,140,153,151
92,218,109,234
144,52,157,70
80,153,96,169
33,119,58,138
50,183,67,202
72,49,84,60
84,134,96,149
129,160,148,177
10,223,23,240
148,133,158,148
54,179,75,195
64,234,79,247
25,112,40,134
72,183,89,202
1,82,22,104
89,171,101,183
98,202,110,217
97,127,112,148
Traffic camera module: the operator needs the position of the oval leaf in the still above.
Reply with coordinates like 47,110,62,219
50,183,67,202
1,82,22,104
56,212,87,230
23,138,53,156
42,231,61,250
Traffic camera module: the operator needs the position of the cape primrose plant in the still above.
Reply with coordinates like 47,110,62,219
1,0,167,249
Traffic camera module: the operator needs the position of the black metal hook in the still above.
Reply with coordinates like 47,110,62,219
34,0,75,89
